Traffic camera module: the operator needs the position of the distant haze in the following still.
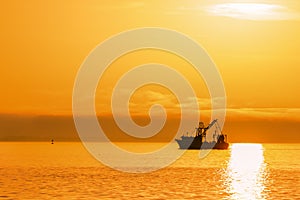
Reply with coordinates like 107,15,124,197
0,114,299,143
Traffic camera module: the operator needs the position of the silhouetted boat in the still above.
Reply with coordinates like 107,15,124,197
175,119,229,149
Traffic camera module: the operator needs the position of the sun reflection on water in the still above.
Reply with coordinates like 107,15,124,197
225,143,268,199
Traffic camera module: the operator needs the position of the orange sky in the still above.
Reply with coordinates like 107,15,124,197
1,1,300,142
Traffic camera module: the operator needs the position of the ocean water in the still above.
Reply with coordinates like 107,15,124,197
0,142,299,199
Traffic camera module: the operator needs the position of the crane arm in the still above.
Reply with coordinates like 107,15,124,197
202,119,218,136
206,119,218,130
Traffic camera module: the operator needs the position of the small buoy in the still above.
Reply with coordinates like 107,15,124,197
51,139,54,144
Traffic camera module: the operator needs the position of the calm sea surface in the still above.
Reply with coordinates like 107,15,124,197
0,142,299,199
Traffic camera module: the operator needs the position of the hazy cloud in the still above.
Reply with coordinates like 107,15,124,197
175,2,300,21
205,3,300,21
226,107,300,121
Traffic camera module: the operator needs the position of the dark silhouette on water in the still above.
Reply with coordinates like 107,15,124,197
51,139,54,144
175,119,229,149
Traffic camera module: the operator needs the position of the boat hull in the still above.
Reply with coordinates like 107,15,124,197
175,138,229,150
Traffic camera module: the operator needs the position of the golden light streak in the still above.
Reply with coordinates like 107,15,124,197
225,144,268,199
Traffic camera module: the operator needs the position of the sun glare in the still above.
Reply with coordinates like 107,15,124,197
207,3,291,20
225,144,268,199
